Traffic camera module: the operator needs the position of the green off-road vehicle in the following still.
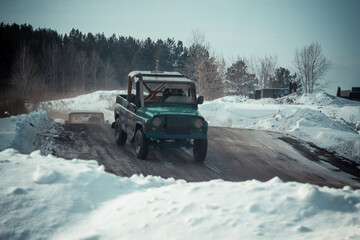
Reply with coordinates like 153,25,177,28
113,71,208,162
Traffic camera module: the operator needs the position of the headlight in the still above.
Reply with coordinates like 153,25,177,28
194,118,204,128
152,117,162,127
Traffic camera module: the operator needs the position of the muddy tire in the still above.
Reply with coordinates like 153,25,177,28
134,128,149,160
115,118,127,146
193,139,207,162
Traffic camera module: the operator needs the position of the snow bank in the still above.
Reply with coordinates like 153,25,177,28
0,149,359,240
199,93,360,162
1,93,360,239
286,92,358,106
38,90,360,162
0,110,55,153
40,90,125,122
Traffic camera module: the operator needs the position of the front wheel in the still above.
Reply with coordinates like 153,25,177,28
193,139,207,162
134,128,149,160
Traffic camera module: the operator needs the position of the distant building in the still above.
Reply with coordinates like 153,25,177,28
337,87,360,101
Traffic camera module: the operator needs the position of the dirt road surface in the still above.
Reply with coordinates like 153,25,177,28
41,123,360,189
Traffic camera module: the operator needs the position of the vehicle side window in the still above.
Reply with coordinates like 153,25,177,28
128,94,136,103
136,82,141,107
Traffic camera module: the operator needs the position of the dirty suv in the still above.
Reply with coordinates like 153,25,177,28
113,71,208,162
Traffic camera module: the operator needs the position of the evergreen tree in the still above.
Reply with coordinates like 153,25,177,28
226,58,257,96
269,67,296,88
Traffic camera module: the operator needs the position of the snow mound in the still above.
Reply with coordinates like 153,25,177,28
9,187,28,195
200,92,360,162
0,110,55,153
278,92,358,106
216,92,358,106
33,165,58,184
0,149,359,240
255,107,352,132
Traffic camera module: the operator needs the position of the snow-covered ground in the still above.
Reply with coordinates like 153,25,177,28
41,90,360,162
1,148,359,240
200,92,360,163
1,91,360,239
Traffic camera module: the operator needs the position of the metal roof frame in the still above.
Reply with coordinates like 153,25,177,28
128,71,193,84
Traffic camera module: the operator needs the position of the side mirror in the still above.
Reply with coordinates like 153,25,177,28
197,96,204,105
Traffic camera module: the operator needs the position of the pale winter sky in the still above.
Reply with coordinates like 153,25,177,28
1,0,359,94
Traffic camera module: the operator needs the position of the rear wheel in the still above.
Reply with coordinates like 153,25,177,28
114,118,127,146
193,139,207,162
134,128,149,160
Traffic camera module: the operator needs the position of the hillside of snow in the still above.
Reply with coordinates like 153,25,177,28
199,92,360,162
1,91,360,239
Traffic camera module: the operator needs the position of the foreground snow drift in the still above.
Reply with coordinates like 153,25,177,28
0,110,56,153
0,149,359,240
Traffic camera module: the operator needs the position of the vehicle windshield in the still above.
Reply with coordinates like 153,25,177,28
69,112,105,124
142,82,196,105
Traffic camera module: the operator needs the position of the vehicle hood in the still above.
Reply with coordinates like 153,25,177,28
138,105,204,119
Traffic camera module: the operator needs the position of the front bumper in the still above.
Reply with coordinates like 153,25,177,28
146,133,207,140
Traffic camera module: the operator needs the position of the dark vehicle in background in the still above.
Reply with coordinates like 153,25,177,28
113,71,208,162
252,88,290,99
337,87,360,101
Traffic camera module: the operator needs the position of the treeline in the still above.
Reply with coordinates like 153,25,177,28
0,23,332,107
0,23,188,98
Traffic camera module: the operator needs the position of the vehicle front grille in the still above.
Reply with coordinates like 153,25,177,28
166,115,192,135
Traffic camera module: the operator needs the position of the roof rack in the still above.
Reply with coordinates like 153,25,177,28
128,71,192,83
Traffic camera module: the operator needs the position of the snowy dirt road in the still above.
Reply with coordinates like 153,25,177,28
43,123,360,189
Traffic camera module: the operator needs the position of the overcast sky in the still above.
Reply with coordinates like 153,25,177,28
1,0,359,93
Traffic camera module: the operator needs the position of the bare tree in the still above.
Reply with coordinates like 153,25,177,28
76,51,89,91
101,58,116,90
64,43,76,87
27,74,46,111
246,55,277,89
216,55,227,94
194,57,224,100
90,50,100,90
11,42,46,109
294,42,332,93
11,43,38,97
258,55,277,89
42,42,59,92
184,30,225,100
184,30,210,82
